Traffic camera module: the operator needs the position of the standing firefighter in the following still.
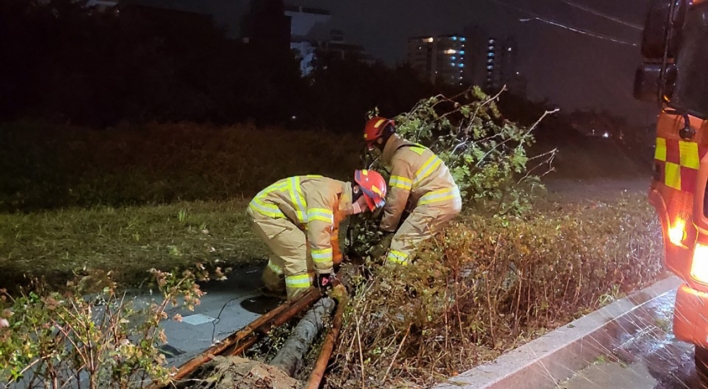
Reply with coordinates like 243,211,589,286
247,171,387,301
365,116,462,265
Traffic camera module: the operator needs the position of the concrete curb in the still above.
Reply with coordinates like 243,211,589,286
432,276,683,389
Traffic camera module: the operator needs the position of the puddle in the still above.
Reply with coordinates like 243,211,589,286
240,295,284,314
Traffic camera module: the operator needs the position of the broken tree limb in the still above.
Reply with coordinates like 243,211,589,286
149,288,321,389
269,297,337,377
226,288,322,356
306,285,349,389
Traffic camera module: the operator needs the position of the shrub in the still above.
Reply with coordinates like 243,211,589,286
0,265,210,388
328,195,664,388
346,88,557,258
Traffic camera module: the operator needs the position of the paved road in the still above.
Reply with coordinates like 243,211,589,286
559,289,704,389
143,262,277,368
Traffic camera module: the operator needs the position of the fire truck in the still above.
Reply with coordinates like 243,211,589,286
635,0,708,378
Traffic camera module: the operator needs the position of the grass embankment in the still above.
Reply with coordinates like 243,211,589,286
0,200,266,291
0,121,360,212
0,120,359,290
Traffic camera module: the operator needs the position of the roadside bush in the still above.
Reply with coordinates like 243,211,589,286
347,87,557,258
0,265,210,388
0,121,360,212
328,195,664,388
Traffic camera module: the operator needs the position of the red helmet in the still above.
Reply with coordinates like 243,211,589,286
354,169,387,211
364,116,395,150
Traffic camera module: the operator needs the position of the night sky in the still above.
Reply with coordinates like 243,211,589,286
206,0,658,125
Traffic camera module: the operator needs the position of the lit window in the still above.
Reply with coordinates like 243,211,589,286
444,49,457,54
459,63,464,67
461,37,466,42
451,56,456,60
508,47,512,51
452,36,457,41
459,50,465,54
424,37,434,43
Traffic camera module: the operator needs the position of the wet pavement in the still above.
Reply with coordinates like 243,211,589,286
143,262,274,368
559,289,704,389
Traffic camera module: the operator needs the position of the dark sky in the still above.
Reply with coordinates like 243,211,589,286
207,0,658,125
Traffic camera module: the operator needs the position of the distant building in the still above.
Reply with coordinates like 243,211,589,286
462,25,488,87
485,35,525,96
286,5,330,76
406,36,436,83
407,34,466,86
285,4,373,76
407,28,526,94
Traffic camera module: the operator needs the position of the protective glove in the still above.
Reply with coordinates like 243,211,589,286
317,273,335,293
369,231,395,259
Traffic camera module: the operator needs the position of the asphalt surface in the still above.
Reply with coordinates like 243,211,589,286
144,262,278,368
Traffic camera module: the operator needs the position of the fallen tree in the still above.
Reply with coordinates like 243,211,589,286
270,297,336,377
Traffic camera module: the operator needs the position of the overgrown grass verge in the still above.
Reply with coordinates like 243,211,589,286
327,194,664,389
0,121,360,212
0,200,265,292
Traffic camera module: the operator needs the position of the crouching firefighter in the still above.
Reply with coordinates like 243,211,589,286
364,116,462,266
247,170,387,301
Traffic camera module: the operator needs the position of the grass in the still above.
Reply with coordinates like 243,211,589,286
0,200,266,292
0,179,656,294
0,120,361,212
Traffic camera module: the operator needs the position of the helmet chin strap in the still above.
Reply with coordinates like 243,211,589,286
352,184,364,203
379,124,395,150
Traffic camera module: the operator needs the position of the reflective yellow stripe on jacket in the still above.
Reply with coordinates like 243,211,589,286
307,208,333,224
414,155,443,185
389,175,413,190
249,176,321,223
250,198,285,218
418,186,461,206
288,176,307,223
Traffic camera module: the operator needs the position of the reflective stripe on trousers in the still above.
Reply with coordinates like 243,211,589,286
285,273,311,289
386,250,409,266
268,260,283,275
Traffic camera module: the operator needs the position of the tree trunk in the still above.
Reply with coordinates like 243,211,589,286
269,297,336,377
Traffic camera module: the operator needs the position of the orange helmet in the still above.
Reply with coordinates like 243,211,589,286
364,116,395,150
354,169,387,211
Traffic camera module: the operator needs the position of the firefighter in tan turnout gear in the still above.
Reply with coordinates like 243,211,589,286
247,170,387,301
364,116,462,266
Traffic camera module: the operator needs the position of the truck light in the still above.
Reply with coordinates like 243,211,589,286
669,219,687,246
692,244,708,284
